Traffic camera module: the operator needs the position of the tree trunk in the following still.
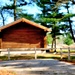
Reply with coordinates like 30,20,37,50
66,3,75,42
54,37,56,52
1,11,5,26
51,39,54,50
13,0,16,21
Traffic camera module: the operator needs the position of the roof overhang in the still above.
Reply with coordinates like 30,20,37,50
0,18,51,32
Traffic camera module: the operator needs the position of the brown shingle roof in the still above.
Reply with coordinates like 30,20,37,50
0,18,51,32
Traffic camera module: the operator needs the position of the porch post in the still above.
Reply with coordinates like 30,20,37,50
44,36,47,48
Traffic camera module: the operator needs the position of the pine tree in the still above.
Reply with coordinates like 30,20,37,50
52,0,75,42
34,0,75,52
0,0,34,25
34,0,68,52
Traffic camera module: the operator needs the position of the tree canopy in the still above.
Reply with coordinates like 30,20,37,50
34,0,75,51
0,0,35,26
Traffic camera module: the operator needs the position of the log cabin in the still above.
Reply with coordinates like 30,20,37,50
0,18,50,49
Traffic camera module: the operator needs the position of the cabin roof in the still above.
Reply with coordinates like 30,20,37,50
0,18,51,32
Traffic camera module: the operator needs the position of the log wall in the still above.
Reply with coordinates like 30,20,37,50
0,22,47,48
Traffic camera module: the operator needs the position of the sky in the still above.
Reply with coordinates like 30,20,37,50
0,0,41,26
59,4,75,29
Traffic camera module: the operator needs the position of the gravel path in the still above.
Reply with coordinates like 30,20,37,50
0,59,75,75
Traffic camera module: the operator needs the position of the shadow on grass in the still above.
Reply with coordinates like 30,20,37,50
11,56,34,60
0,56,8,61
0,55,75,61
0,55,34,61
70,56,75,60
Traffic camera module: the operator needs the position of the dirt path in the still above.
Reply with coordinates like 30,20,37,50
0,59,75,75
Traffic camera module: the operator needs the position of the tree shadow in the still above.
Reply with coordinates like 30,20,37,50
0,59,75,75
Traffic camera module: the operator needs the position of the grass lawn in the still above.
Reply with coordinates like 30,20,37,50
0,53,75,64
55,49,75,53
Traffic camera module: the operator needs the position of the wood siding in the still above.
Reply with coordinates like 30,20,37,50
1,22,47,48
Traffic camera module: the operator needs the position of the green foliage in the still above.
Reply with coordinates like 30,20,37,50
59,24,69,31
64,38,73,45
18,13,34,20
35,0,70,51
60,13,75,22
64,33,73,45
47,34,52,44
41,18,60,23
